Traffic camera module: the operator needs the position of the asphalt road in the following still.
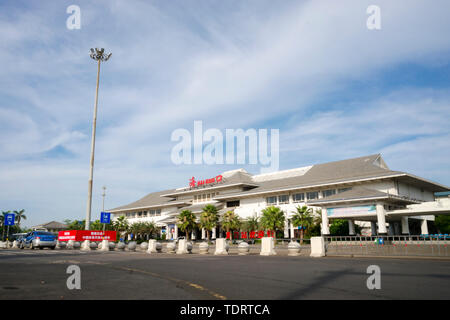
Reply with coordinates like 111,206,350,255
0,248,449,300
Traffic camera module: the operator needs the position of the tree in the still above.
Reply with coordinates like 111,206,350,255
91,220,103,231
435,215,450,234
199,205,219,241
291,206,314,244
67,219,85,230
260,206,285,237
329,219,362,236
14,209,26,229
177,210,197,241
113,215,129,240
244,216,259,232
142,221,158,239
221,210,241,240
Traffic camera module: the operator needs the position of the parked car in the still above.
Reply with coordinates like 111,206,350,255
20,231,57,250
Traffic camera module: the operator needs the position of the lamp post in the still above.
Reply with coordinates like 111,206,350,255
85,48,112,231
102,186,106,234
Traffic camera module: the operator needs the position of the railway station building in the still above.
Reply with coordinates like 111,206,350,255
109,154,450,239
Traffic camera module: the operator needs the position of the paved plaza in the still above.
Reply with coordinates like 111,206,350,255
1,247,449,300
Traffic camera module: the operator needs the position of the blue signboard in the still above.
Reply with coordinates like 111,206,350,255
4,213,15,226
100,212,111,224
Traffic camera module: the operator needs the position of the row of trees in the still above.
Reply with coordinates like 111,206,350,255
64,216,160,241
176,204,321,243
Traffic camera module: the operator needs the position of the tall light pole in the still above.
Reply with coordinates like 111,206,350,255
102,186,106,234
85,48,112,231
102,185,106,212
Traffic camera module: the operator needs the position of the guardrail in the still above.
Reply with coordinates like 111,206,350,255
324,235,449,257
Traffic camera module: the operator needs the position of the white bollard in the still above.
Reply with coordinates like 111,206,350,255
12,240,19,249
0,241,6,249
260,237,277,256
310,237,326,257
176,239,189,254
214,238,228,255
100,240,109,252
81,240,91,251
147,239,156,253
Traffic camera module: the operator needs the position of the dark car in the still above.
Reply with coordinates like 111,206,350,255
20,231,57,250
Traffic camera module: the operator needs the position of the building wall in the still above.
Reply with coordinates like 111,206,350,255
397,182,434,201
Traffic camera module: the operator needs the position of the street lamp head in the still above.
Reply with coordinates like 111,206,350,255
89,48,112,62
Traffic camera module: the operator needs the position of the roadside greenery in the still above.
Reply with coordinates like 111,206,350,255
260,206,285,236
291,205,314,244
243,216,259,232
221,210,241,239
199,204,219,241
177,210,197,240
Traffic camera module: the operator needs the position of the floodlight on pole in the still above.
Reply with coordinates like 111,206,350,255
85,48,111,231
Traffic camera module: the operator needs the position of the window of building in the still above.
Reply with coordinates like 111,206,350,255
226,200,240,208
156,209,161,216
194,195,198,203
293,193,305,202
278,195,289,204
202,194,206,201
322,189,336,197
266,196,277,205
338,187,352,193
207,193,211,200
306,192,319,200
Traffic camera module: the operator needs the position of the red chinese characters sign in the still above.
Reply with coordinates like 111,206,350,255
58,230,117,241
189,175,223,188
226,230,275,239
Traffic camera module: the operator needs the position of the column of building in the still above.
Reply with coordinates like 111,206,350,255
348,220,355,236
376,203,387,235
321,207,330,235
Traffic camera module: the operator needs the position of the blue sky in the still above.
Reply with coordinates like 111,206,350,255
1,0,450,227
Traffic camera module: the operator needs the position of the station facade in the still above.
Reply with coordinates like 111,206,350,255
109,154,450,239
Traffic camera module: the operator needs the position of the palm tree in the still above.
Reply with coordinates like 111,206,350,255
291,205,314,244
260,206,285,238
199,205,219,241
91,219,103,231
113,215,129,240
143,221,157,239
221,210,241,240
244,216,259,232
14,209,26,229
68,219,85,230
177,210,197,241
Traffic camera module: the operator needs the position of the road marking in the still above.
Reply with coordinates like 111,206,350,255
117,266,227,300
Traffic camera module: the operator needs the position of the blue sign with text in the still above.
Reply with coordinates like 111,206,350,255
4,213,15,226
100,212,111,224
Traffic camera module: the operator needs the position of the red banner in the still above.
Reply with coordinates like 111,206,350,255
58,230,117,241
226,230,274,239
